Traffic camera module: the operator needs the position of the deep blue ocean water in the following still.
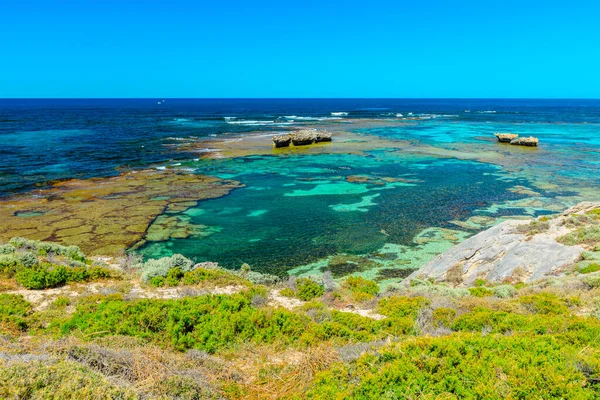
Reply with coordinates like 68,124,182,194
2,98,599,195
1,99,599,276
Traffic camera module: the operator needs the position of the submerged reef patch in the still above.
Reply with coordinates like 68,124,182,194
0,170,242,255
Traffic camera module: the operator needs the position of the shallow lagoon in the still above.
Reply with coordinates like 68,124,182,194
2,99,600,282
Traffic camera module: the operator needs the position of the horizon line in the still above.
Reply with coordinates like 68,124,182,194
1,97,600,100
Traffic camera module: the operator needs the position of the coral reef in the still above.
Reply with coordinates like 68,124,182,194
0,170,242,255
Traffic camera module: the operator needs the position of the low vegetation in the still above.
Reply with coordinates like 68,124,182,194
2,237,600,398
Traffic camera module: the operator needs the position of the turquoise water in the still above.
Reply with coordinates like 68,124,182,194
140,151,536,275
2,99,600,280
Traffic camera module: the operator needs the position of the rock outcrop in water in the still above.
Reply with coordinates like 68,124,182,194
494,132,518,142
408,202,600,285
510,136,539,147
272,129,332,148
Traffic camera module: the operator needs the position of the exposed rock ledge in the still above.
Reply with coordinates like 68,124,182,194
273,129,332,148
408,202,600,285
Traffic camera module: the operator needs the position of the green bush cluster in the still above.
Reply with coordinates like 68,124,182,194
558,225,600,246
468,287,493,297
584,274,600,288
0,360,137,399
15,264,113,290
138,254,195,282
295,278,325,301
0,294,32,331
150,265,249,288
518,292,569,315
492,284,517,298
580,263,600,274
307,333,600,399
342,276,379,302
8,237,86,261
377,295,430,319
408,279,470,298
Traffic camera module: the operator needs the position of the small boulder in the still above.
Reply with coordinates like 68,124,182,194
494,132,519,142
510,136,538,147
272,134,292,148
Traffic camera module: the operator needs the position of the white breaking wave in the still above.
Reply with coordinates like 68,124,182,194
331,112,348,116
477,110,497,114
226,120,293,126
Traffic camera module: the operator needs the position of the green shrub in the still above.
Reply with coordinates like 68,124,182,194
8,237,86,262
307,334,600,398
377,296,430,319
517,219,550,236
15,264,114,290
474,278,487,287
296,278,324,301
343,276,379,301
279,288,295,298
468,287,493,297
0,254,19,278
138,254,194,282
580,263,600,274
61,294,312,353
558,226,600,246
18,252,38,268
0,293,32,331
0,243,15,254
182,267,247,287
0,360,137,399
492,285,517,298
519,293,569,315
584,275,600,288
432,307,457,328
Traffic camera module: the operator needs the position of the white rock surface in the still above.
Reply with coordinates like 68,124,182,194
408,202,600,285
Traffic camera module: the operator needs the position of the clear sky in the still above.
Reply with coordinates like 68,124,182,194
1,0,599,98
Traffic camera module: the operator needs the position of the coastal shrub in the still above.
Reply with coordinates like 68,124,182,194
15,264,114,290
61,294,313,353
517,219,550,236
148,264,250,288
584,275,600,289
408,280,470,298
431,307,456,328
558,225,600,246
8,237,86,262
0,293,31,331
474,278,487,287
0,244,15,254
279,288,296,298
518,292,569,315
377,296,430,319
468,287,493,297
342,276,379,301
138,254,194,282
0,360,137,399
296,278,324,301
580,263,600,274
0,254,19,278
306,334,599,399
18,252,38,268
243,270,279,285
16,265,69,289
492,284,517,298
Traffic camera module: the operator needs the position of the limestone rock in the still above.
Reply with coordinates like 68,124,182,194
510,136,539,147
494,132,518,142
272,129,332,148
407,202,600,285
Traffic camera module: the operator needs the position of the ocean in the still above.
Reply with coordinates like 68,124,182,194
1,98,599,279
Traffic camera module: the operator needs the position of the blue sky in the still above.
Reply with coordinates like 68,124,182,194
1,0,599,98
